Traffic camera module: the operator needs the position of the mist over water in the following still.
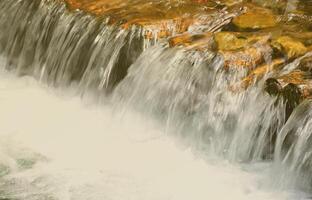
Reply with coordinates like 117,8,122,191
0,67,307,200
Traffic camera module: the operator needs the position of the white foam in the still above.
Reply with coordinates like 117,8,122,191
0,70,306,200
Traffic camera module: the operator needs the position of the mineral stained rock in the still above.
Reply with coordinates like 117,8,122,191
65,0,245,43
64,0,312,111
237,58,286,89
232,4,278,29
214,32,248,51
216,33,272,70
272,36,308,60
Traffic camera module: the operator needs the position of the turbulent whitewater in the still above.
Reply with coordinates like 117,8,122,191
1,0,312,199
0,68,307,200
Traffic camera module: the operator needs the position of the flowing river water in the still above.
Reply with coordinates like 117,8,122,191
0,59,308,200
1,0,312,199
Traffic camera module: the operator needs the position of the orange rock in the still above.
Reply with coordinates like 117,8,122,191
264,70,312,117
232,4,278,29
64,0,239,40
168,32,213,48
235,58,286,90
272,36,308,59
221,46,269,71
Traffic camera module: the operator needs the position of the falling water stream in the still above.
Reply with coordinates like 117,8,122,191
1,0,312,199
0,66,308,200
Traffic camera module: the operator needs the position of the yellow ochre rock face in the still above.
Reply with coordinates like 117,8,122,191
65,0,216,24
232,4,278,29
62,0,312,104
272,36,308,59
214,32,247,51
64,0,235,40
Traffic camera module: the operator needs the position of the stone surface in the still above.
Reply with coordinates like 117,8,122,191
237,58,286,89
65,0,242,42
169,32,213,48
214,32,247,51
63,0,312,111
65,0,217,23
264,69,312,117
221,46,266,71
272,36,308,59
232,4,278,29
251,0,287,12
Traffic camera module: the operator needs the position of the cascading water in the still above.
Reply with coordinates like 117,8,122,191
0,0,144,92
0,0,312,199
114,45,286,162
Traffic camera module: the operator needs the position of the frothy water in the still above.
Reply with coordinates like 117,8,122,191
114,45,285,162
0,68,307,200
1,0,312,199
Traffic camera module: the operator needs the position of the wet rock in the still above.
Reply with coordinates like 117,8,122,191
221,47,265,71
169,32,213,49
167,12,242,48
215,32,273,71
272,36,308,60
238,58,286,89
264,69,312,118
265,70,309,94
219,0,243,6
66,0,242,42
265,78,283,96
284,32,312,47
214,32,271,51
277,70,309,86
298,56,312,72
284,13,312,31
66,0,218,25
264,70,312,117
251,0,287,12
232,4,278,30
282,83,304,119
214,32,247,51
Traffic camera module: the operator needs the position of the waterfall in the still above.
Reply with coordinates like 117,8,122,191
0,0,144,92
0,0,312,198
114,45,286,162
274,100,312,190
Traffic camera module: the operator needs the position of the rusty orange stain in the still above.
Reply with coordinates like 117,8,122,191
64,0,219,27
